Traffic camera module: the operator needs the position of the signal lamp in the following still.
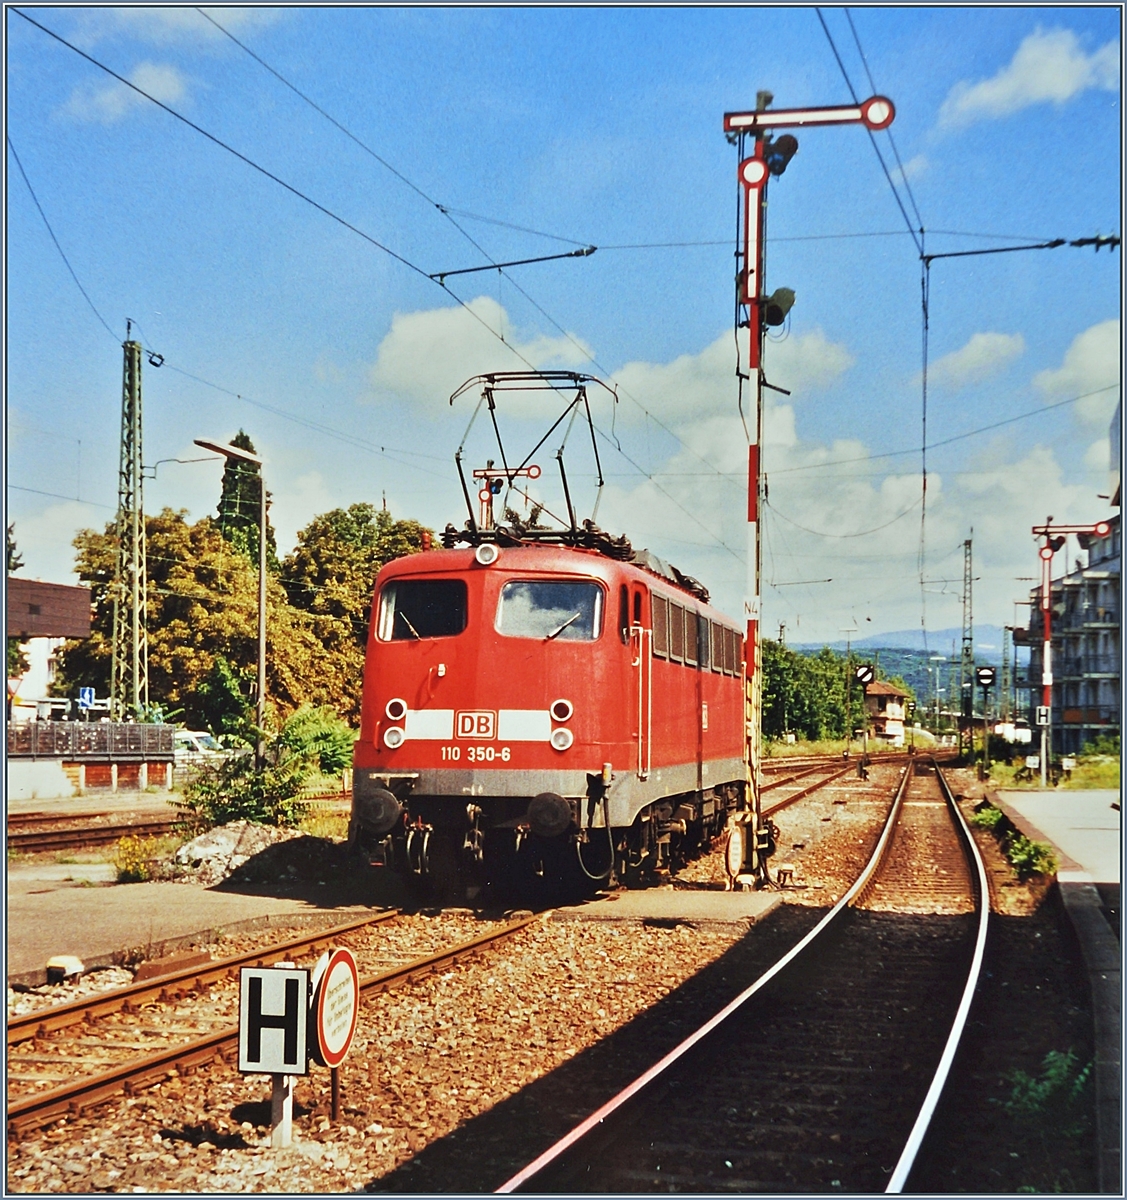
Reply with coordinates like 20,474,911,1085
549,727,574,752
475,543,501,566
383,726,405,750
762,287,795,326
764,134,798,177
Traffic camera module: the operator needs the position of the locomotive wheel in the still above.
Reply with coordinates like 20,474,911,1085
421,829,463,901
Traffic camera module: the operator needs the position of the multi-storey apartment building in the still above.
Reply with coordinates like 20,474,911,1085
1025,513,1121,756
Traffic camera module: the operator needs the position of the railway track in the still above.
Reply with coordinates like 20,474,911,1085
7,912,533,1138
7,816,182,854
497,759,988,1193
7,792,351,854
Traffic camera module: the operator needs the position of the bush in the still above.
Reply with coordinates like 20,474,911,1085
174,750,310,831
277,706,355,774
1003,831,1057,878
114,835,153,882
971,803,1005,831
1003,1049,1091,1134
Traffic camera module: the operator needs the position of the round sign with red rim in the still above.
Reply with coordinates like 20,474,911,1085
312,948,359,1068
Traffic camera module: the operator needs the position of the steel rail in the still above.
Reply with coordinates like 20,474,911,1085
8,819,181,853
7,915,535,1136
495,766,913,1193
8,911,400,1045
760,760,838,791
885,762,990,1192
762,761,854,815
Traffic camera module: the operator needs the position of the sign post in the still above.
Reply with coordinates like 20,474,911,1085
976,666,997,776
238,964,309,1148
309,948,360,1124
854,664,876,775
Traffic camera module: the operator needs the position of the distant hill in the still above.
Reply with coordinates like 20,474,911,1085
796,625,1011,660
792,627,1028,703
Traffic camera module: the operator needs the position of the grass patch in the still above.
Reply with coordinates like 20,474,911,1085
113,833,187,882
987,755,1120,790
763,737,911,759
299,810,350,841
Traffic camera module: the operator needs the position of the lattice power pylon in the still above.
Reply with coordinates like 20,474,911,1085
110,332,149,719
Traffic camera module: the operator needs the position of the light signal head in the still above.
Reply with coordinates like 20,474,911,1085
762,287,796,326
763,134,799,177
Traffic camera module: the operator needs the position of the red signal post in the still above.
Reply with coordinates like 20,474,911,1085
1031,518,1111,785
722,94,895,828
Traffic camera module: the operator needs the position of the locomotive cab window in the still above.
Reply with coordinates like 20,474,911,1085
496,580,603,641
378,579,468,640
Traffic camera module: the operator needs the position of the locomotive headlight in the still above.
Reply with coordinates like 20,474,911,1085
385,697,408,721
383,726,405,750
474,543,500,566
550,698,573,722
549,727,574,752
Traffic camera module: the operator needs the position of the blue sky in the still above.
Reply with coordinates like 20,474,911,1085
6,6,1121,644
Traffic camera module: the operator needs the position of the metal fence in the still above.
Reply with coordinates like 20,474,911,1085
7,722,175,760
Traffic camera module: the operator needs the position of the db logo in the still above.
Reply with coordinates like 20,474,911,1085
456,710,496,739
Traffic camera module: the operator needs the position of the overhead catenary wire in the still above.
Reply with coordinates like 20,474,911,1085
16,9,727,550
194,6,748,505
7,135,120,344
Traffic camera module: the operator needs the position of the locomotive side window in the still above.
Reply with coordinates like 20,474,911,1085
633,590,643,625
723,626,736,674
711,621,724,673
496,580,603,640
684,609,698,666
378,579,468,641
669,603,684,662
618,585,630,644
652,595,668,657
697,614,709,669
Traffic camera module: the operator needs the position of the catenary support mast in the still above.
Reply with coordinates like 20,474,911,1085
110,326,148,719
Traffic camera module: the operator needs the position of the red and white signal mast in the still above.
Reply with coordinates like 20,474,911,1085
721,92,895,817
1031,517,1112,786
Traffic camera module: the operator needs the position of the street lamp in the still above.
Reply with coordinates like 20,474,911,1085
195,439,267,767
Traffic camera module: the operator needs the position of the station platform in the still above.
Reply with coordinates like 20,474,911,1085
994,789,1121,885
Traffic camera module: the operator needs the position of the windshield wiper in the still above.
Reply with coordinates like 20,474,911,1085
545,612,582,641
399,613,422,640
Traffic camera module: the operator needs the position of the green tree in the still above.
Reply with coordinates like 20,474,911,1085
216,430,278,569
281,504,432,720
6,523,29,679
54,508,343,728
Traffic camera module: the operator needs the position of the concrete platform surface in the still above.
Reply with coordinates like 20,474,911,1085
996,789,1121,885
6,878,367,981
7,790,180,818
553,887,781,927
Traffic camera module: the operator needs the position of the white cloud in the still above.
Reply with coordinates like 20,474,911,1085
1034,319,1121,425
63,62,189,124
928,332,1025,390
71,7,284,48
1085,437,1111,472
612,327,852,426
367,296,591,412
5,501,99,585
890,154,928,187
939,28,1119,129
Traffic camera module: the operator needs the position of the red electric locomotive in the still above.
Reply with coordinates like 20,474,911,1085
350,372,756,898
